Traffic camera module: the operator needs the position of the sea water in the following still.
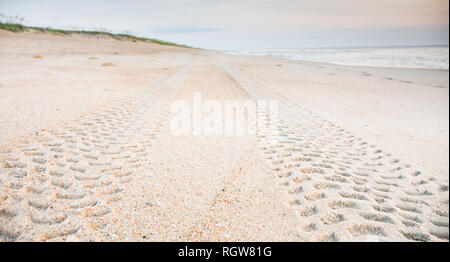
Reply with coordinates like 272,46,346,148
226,46,449,70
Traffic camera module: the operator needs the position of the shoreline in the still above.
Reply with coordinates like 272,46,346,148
222,46,449,71
222,51,450,72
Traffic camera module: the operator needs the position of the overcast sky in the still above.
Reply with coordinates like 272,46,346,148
0,0,448,50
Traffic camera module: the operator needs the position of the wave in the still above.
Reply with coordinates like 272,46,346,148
226,46,449,70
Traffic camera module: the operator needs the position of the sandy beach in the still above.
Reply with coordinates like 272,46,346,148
0,30,448,242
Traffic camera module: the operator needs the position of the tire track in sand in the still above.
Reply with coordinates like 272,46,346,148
217,61,449,242
0,58,194,241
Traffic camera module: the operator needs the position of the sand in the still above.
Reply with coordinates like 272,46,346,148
0,30,448,242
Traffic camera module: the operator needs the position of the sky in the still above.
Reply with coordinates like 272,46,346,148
0,0,448,50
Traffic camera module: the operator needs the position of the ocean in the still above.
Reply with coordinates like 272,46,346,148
226,46,449,70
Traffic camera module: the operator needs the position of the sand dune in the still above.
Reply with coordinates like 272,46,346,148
0,31,448,241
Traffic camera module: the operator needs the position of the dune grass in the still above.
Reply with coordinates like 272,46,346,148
0,23,25,32
0,22,191,48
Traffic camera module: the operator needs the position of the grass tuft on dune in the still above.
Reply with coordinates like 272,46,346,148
0,22,191,48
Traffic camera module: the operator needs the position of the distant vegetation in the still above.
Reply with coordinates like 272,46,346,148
0,22,191,48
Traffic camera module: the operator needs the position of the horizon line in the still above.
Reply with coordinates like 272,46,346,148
224,44,449,52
